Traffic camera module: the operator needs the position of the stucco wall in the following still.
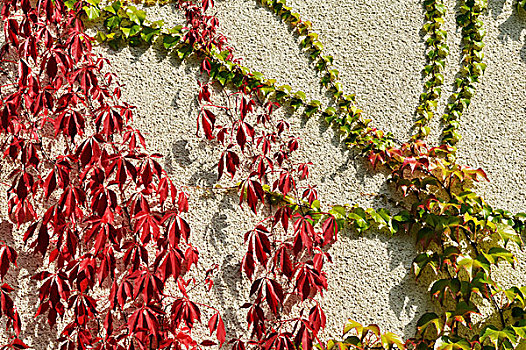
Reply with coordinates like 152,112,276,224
2,0,526,347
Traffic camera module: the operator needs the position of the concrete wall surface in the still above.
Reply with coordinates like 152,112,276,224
2,0,526,348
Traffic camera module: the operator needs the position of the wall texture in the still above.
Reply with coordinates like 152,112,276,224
2,0,526,348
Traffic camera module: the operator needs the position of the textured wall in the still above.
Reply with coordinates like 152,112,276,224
2,0,526,347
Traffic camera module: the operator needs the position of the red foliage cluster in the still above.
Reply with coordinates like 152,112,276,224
196,79,338,350
0,0,224,348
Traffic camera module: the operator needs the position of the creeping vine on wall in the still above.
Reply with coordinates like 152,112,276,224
1,0,526,349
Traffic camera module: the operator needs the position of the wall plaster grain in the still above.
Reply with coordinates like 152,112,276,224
2,0,526,348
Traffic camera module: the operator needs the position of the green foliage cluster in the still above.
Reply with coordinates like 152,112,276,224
413,0,448,140
441,0,487,147
81,0,188,52
80,0,526,349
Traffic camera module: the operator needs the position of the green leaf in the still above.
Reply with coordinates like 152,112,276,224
393,210,410,223
141,27,161,43
312,41,323,51
505,287,526,308
104,15,121,30
512,322,526,340
303,99,321,116
480,326,517,349
288,12,300,25
103,4,117,14
259,85,275,97
348,208,369,233
177,43,193,60
329,69,339,81
83,5,101,20
163,34,181,49
121,25,142,38
416,227,436,248
484,247,516,266
435,336,471,350
413,251,438,278
128,35,142,47
431,278,460,304
64,0,77,10
455,300,480,320
296,20,311,35
366,208,387,228
329,206,347,221
167,25,183,34
216,70,228,86
470,271,492,299
343,319,363,337
416,312,443,336
497,223,522,246
112,0,122,12
294,91,306,101
95,30,107,43
457,255,476,279
380,332,404,349
126,6,146,25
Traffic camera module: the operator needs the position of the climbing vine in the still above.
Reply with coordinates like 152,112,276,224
440,0,487,147
413,0,448,140
1,0,526,349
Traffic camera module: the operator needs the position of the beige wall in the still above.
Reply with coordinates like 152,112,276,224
3,0,526,347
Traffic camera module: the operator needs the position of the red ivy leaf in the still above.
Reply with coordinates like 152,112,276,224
241,251,255,280
199,109,216,140
208,312,226,347
244,225,271,265
240,179,264,213
265,279,284,315
321,215,338,246
202,0,214,12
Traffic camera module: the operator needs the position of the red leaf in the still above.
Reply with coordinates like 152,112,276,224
202,0,214,12
208,312,226,347
274,206,292,232
241,251,255,279
240,179,264,213
216,315,226,346
178,191,189,213
321,215,338,246
275,245,294,280
308,304,326,336
245,225,271,265
292,215,314,255
185,247,199,270
294,323,313,350
201,340,217,347
265,279,284,315
199,109,216,140
12,338,29,349
225,150,240,178
171,298,201,328
278,172,294,195
43,170,57,199
177,216,191,242
236,123,246,150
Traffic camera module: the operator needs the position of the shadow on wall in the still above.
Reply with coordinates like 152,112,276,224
107,2,437,338
201,194,246,338
490,0,526,62
90,0,526,341
0,220,58,349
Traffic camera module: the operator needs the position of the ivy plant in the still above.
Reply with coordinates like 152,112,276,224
1,0,526,349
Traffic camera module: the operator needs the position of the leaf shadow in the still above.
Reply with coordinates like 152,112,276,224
489,0,526,63
0,220,58,349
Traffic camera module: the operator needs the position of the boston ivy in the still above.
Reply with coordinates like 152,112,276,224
1,0,526,349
